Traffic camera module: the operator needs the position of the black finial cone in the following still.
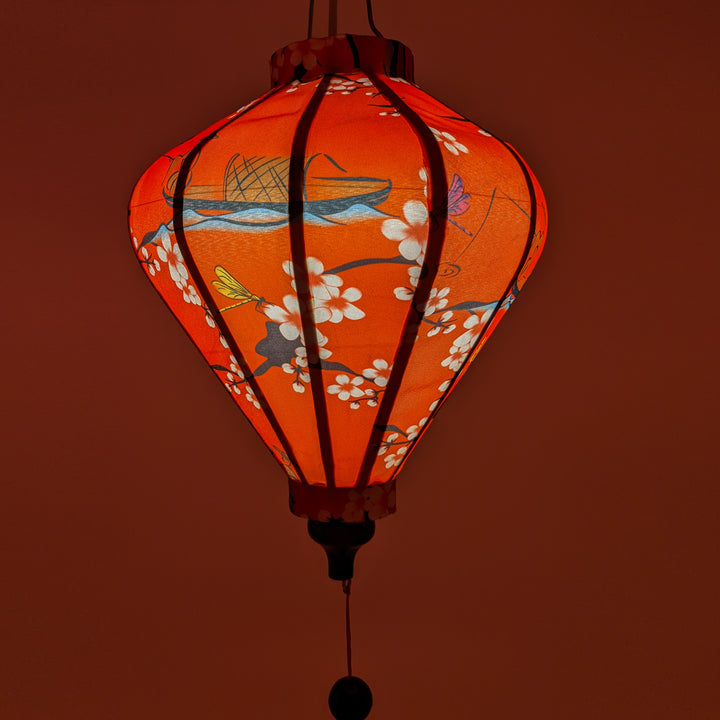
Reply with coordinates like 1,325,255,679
329,675,373,720
307,520,375,581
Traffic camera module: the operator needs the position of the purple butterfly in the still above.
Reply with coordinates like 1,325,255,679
446,174,471,235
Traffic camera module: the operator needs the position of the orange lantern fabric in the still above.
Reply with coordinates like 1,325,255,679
128,35,547,523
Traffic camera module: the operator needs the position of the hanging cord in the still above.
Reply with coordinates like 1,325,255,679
328,0,338,35
342,579,353,677
366,0,384,37
307,0,336,37
307,0,384,38
307,0,315,38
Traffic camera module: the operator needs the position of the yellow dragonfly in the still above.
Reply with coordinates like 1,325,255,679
212,265,264,313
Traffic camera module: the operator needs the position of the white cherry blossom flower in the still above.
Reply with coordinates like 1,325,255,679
295,332,331,366
377,432,399,456
282,257,342,300
382,200,429,262
364,387,379,407
427,310,455,337
393,264,424,300
442,343,469,372
282,362,311,393
327,374,365,402
314,286,365,323
181,284,201,305
155,229,189,288
225,376,242,395
420,287,450,315
382,453,403,469
140,246,160,276
245,386,261,409
419,167,429,197
265,295,329,340
363,359,392,387
409,266,422,286
264,296,303,340
229,357,243,379
326,76,372,95
224,358,244,395
453,309,495,351
429,126,469,156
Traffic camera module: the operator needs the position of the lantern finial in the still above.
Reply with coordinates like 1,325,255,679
307,519,375,580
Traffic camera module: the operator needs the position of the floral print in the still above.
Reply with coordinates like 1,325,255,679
381,200,429,262
328,375,365,405
140,246,160,276
282,361,311,393
282,257,342,300
181,284,201,306
420,287,450,315
314,286,365,323
325,76,373,95
130,31,547,519
442,341,469,372
244,385,261,409
429,126,469,155
264,295,305,341
363,359,392,387
155,228,189,288
426,310,455,337
272,258,364,330
288,37,332,71
453,311,490,351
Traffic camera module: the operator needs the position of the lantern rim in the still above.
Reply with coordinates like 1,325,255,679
289,479,397,523
270,34,414,88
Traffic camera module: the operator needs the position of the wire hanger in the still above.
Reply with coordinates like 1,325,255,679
307,0,384,38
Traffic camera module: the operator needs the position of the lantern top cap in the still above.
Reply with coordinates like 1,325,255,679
270,34,414,88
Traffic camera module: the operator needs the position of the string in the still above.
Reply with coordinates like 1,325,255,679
342,579,353,677
366,0,384,37
328,0,338,35
307,0,315,38
308,0,384,39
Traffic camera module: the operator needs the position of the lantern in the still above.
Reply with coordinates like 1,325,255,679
129,8,546,717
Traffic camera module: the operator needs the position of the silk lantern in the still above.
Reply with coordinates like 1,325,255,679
128,10,546,717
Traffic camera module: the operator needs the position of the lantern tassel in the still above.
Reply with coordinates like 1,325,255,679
328,578,373,720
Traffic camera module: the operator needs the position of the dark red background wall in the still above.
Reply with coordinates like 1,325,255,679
2,1,718,718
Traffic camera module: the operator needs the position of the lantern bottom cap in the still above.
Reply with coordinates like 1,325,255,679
288,478,396,523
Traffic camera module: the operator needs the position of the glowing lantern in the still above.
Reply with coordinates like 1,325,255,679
129,18,546,719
